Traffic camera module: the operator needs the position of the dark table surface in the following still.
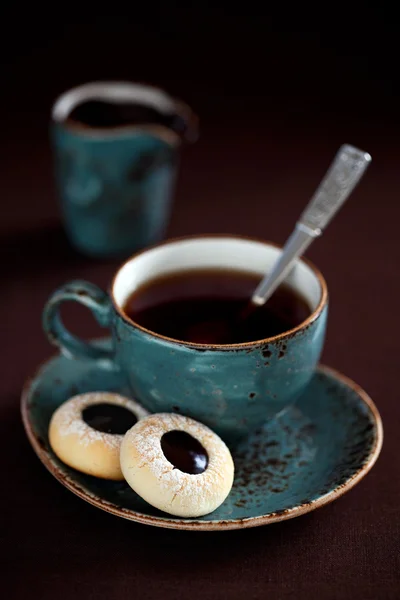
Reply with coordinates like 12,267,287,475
2,17,400,600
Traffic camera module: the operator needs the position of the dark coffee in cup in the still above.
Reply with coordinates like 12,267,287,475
122,268,311,344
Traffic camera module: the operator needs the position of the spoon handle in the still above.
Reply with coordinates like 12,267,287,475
252,144,371,306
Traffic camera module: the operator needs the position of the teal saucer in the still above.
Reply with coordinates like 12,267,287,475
21,340,382,531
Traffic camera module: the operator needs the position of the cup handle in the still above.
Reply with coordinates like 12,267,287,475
42,280,116,367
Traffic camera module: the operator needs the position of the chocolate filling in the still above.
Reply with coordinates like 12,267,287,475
161,430,209,474
82,403,137,434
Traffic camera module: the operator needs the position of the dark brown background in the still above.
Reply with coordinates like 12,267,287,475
1,9,399,600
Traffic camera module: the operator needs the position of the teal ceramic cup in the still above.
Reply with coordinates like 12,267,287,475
42,235,328,442
51,82,198,258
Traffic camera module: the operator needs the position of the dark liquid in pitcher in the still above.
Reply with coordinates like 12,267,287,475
122,269,312,344
68,100,184,133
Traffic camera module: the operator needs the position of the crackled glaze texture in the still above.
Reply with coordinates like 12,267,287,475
113,305,328,441
21,340,382,531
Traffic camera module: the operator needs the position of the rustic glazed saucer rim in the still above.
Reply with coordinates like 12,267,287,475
21,353,382,531
110,234,329,351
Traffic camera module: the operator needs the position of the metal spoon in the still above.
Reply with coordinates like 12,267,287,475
251,144,372,307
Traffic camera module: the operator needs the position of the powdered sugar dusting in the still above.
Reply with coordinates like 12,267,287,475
52,392,149,449
124,413,234,507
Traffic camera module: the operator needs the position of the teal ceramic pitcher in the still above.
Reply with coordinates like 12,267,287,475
51,81,198,258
